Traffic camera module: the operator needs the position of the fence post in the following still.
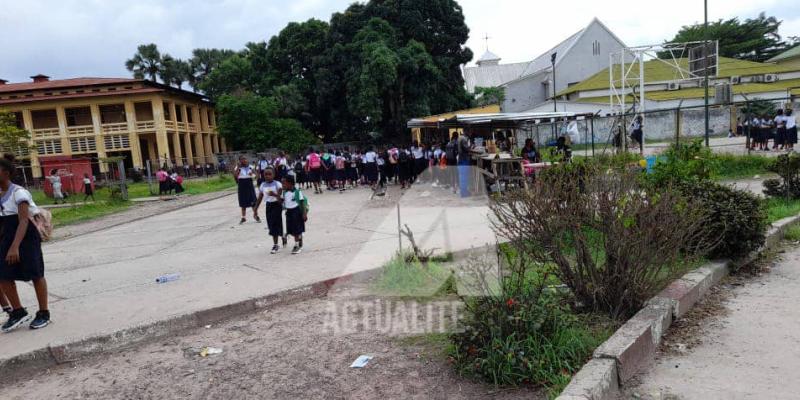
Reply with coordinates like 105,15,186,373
117,159,128,201
146,160,154,195
397,203,402,253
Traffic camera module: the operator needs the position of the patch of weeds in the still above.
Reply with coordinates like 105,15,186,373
783,224,800,242
372,253,456,298
765,198,800,223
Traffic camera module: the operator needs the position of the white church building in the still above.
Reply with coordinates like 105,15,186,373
463,18,627,113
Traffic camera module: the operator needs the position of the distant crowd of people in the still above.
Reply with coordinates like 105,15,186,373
737,109,798,151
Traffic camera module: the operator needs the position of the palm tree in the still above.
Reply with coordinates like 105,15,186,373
159,55,192,89
125,44,162,81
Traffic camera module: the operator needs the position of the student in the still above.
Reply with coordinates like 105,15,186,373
786,109,797,151
377,150,387,189
256,155,270,185
306,148,323,194
334,151,347,192
411,142,425,183
82,173,95,202
274,151,289,181
775,110,787,151
171,172,184,194
363,146,379,189
398,147,412,189
293,155,308,189
256,168,285,254
282,175,307,255
234,156,260,224
0,154,51,331
46,169,66,205
156,168,169,195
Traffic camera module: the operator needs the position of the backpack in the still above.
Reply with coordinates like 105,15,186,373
398,150,410,163
308,153,321,169
294,161,304,173
293,189,309,215
10,186,53,241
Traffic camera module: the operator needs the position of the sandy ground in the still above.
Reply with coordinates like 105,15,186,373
1,278,540,400
623,245,800,399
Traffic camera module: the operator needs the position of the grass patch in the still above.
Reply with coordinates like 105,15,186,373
372,254,456,298
33,175,236,227
765,198,800,223
783,224,800,241
714,154,774,180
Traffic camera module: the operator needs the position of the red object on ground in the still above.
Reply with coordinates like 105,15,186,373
40,156,94,198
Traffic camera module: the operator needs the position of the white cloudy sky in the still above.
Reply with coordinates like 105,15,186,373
1,0,798,83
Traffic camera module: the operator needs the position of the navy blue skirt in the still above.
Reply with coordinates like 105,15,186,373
0,215,44,282
265,202,284,237
237,178,257,208
285,207,305,236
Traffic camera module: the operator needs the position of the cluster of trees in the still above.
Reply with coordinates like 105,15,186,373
665,12,799,62
125,0,473,149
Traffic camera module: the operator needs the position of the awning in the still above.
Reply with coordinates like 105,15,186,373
409,111,595,129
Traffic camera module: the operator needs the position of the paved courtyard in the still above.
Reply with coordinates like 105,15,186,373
0,183,494,366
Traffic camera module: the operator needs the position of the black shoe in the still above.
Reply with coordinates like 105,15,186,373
270,245,280,254
2,308,30,333
239,218,246,224
291,245,302,255
30,310,50,330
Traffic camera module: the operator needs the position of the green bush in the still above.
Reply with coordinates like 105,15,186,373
763,153,800,199
677,180,767,260
647,139,719,187
450,279,608,395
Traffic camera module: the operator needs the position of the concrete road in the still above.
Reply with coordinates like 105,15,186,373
627,246,800,399
0,183,494,364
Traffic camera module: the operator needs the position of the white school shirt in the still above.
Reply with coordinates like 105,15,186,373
364,151,377,163
283,189,305,210
259,181,282,203
237,166,253,179
258,160,269,171
377,156,385,166
411,147,424,159
787,115,797,129
775,115,786,128
0,185,38,216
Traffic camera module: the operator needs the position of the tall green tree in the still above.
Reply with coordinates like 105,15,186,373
665,13,791,62
215,94,318,154
159,55,192,89
473,86,505,107
0,111,32,157
188,48,236,91
125,43,163,81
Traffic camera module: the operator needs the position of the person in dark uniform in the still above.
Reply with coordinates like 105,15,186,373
0,154,51,332
255,168,285,254
234,155,260,224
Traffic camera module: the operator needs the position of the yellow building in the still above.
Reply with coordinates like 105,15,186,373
0,75,226,178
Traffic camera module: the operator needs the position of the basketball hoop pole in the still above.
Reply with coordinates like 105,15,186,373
703,0,710,147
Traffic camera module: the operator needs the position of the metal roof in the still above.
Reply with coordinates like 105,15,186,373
408,111,594,129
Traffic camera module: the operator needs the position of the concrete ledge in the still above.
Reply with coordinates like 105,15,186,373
558,358,618,400
557,213,800,400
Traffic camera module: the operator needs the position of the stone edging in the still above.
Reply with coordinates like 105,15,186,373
557,215,800,400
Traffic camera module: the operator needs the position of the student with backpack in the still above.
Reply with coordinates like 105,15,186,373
282,175,308,255
398,147,413,189
306,148,323,194
0,154,51,332
334,151,347,192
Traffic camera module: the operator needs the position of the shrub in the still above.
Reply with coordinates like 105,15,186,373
763,153,800,199
647,139,719,187
450,254,610,395
491,164,713,319
677,181,767,260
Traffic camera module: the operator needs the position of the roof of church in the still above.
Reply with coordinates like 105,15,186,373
477,50,501,63
463,61,529,93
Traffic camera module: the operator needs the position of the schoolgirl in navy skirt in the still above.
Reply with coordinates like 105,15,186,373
234,155,260,224
256,168,285,254
0,154,51,332
282,175,307,255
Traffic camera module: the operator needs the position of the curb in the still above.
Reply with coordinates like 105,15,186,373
556,214,800,400
0,245,490,382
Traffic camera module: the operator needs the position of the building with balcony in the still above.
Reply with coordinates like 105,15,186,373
0,74,226,178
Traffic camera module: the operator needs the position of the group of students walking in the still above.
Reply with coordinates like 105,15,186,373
235,156,308,255
743,109,798,151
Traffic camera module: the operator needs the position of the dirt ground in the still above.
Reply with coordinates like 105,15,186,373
1,280,540,400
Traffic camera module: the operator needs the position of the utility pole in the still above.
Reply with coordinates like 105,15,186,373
703,0,710,147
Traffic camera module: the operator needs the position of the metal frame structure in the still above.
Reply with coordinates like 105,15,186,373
608,40,719,153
